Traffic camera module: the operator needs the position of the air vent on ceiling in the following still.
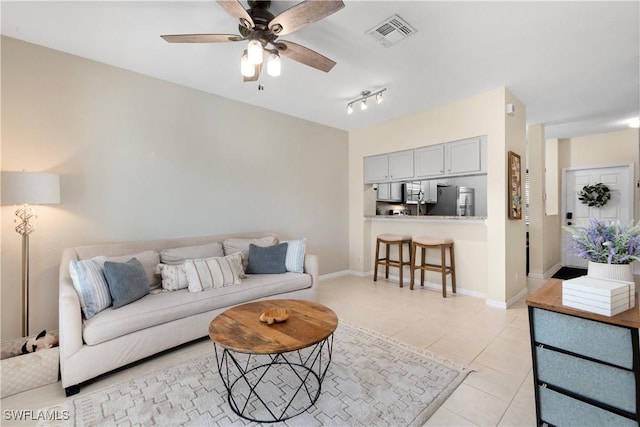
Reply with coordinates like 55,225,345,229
366,14,417,47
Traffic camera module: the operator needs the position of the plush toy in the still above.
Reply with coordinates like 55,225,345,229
21,330,58,354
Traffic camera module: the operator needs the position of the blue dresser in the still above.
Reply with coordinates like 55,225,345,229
527,280,640,426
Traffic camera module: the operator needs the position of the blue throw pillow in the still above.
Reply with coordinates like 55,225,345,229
104,258,150,309
246,243,288,274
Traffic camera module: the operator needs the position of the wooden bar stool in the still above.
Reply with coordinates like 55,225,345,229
410,237,456,297
373,234,412,287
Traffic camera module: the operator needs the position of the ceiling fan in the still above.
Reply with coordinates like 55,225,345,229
161,0,345,82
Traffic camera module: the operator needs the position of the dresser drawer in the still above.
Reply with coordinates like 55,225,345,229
539,386,637,427
532,308,633,368
536,346,636,414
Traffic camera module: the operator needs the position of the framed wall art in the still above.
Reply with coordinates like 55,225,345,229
508,151,522,220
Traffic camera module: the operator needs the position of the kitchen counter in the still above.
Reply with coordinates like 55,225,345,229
364,215,487,224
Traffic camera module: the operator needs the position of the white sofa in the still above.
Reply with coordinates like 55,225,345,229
59,232,318,396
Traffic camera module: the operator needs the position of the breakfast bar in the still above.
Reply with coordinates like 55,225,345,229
362,215,488,296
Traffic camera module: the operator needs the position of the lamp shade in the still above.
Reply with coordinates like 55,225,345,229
1,172,60,205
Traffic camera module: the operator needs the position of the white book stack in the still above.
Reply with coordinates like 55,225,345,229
562,275,636,317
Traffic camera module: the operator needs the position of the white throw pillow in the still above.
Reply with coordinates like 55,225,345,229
154,263,188,291
183,253,245,292
283,238,306,273
69,256,111,319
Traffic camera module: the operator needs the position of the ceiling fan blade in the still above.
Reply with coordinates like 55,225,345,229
268,0,345,36
216,0,254,29
244,62,263,82
275,40,336,73
161,34,243,43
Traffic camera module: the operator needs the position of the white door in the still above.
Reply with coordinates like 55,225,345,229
562,164,634,267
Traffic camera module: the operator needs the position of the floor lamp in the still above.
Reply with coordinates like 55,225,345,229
1,171,60,337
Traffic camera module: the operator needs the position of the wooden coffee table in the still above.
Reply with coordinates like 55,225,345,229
209,299,338,422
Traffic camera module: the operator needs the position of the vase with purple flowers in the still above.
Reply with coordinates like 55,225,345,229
564,218,640,282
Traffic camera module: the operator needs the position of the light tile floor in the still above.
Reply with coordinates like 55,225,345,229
1,275,545,426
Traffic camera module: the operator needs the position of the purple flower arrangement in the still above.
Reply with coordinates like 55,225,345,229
565,218,640,264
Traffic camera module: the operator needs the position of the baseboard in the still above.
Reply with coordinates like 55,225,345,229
528,263,562,280
485,287,529,309
319,270,351,281
374,271,487,299
545,264,562,279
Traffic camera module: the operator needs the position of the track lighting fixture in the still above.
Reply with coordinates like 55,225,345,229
346,88,387,114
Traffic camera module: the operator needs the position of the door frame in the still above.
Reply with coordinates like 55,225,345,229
560,162,635,266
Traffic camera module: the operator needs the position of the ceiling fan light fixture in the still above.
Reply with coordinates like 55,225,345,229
267,51,281,77
347,104,353,114
376,92,383,104
247,39,263,64
360,99,367,111
241,49,255,77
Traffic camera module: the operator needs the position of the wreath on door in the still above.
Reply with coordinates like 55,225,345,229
577,183,611,208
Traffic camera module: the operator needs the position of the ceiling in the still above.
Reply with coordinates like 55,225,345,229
2,1,639,139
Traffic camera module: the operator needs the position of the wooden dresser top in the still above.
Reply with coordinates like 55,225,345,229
526,279,640,329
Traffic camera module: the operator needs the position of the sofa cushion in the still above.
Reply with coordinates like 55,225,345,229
184,252,245,292
82,272,313,345
69,256,111,319
104,258,150,309
246,243,288,274
155,264,188,291
223,236,278,269
108,250,161,291
159,242,224,265
283,238,306,273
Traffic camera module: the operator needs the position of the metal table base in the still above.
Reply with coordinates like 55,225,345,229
214,334,334,423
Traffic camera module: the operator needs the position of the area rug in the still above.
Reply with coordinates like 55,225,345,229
551,266,587,280
43,322,469,426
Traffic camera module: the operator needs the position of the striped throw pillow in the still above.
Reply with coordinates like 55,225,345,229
69,256,112,319
283,238,306,273
183,252,245,292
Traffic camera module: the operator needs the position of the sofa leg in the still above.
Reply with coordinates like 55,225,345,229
65,385,80,397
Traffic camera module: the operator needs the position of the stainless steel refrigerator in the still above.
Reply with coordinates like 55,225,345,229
429,185,475,216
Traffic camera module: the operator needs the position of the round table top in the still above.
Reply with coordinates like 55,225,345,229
208,299,338,354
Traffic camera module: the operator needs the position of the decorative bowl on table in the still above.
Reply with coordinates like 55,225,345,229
259,307,289,325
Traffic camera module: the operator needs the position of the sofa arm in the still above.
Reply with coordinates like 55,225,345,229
58,249,84,382
304,254,319,287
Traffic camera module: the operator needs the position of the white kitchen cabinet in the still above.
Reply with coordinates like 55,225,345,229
416,138,484,178
376,182,403,202
446,137,482,175
364,154,389,183
388,150,414,180
414,145,445,178
366,136,486,183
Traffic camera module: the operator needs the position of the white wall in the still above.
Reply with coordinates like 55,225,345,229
1,37,350,339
